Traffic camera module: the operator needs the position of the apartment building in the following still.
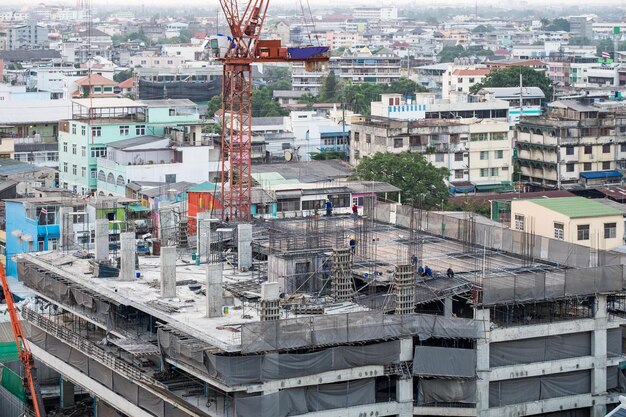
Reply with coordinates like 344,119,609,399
441,66,490,99
292,51,401,94
350,116,512,187
515,98,626,189
57,98,206,195
6,22,48,50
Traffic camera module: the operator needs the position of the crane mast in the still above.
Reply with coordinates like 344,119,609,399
0,268,46,417
217,0,328,222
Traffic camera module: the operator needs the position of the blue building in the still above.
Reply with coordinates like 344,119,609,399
5,198,88,277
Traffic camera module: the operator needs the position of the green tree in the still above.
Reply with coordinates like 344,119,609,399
252,86,289,117
264,66,291,85
543,18,570,32
113,69,133,83
319,70,339,102
354,152,449,208
470,66,554,101
206,94,223,118
438,45,466,63
389,78,427,97
298,92,318,106
569,36,591,45
310,149,347,160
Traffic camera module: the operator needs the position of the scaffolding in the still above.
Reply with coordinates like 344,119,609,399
331,248,353,302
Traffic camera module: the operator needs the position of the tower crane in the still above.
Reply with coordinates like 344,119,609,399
216,0,329,221
0,268,46,417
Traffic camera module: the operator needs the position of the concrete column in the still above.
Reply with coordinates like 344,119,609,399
237,223,252,271
118,232,136,281
592,295,608,417
197,212,211,261
160,246,176,298
396,337,413,416
443,297,453,317
206,263,223,318
94,219,109,261
474,308,491,415
58,206,73,249
60,378,75,408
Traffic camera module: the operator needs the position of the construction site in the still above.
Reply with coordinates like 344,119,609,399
6,199,626,417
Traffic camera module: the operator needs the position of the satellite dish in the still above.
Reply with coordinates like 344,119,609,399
284,150,292,161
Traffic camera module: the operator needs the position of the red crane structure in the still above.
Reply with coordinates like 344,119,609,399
216,0,329,221
0,268,46,417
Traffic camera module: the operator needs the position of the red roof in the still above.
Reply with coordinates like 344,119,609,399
117,78,135,88
75,73,117,86
494,49,510,55
451,69,490,77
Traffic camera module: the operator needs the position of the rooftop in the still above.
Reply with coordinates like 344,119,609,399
451,68,490,76
0,100,71,125
251,160,354,183
527,196,623,218
107,135,169,150
74,73,118,87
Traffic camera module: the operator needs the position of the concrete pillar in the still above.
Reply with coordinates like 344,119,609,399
118,232,136,281
206,263,223,318
396,337,413,416
160,246,176,298
94,219,109,261
197,212,211,261
474,308,491,415
237,223,252,271
260,282,280,321
58,206,73,249
60,378,75,408
443,297,453,317
592,295,608,417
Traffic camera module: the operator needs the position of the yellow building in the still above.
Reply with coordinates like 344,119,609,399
510,197,624,250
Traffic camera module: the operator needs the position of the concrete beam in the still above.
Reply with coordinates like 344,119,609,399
413,406,477,416
160,246,176,298
296,401,400,417
489,356,595,381
483,393,595,417
490,318,597,343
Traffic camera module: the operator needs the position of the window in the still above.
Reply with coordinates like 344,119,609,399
605,223,617,239
577,224,590,241
63,162,68,173
107,173,114,184
554,223,564,240
566,163,575,172
71,124,76,135
470,133,488,141
495,150,504,159
169,108,176,116
491,132,508,141
566,146,574,155
302,200,325,210
91,147,107,158
116,175,125,186
603,161,611,170
119,126,129,136
583,162,592,171
81,167,86,177
72,164,77,175
277,198,300,212
480,151,489,160
603,144,611,153
366,134,372,144
81,146,86,157
81,125,86,136
455,169,464,179
435,153,444,162
136,125,145,135
621,143,626,152
455,152,463,161
480,168,488,177
72,144,77,155
92,127,101,137
491,168,499,176
514,214,525,231
353,132,359,142
63,142,67,153
90,168,96,179
584,145,592,154
98,170,105,181
49,239,58,250
393,138,403,148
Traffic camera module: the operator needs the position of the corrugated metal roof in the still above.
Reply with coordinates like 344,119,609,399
528,196,623,218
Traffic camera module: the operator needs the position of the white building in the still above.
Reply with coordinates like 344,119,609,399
441,66,490,99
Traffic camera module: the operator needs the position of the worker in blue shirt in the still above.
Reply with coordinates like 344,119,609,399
424,265,433,277
325,199,333,216
417,265,424,276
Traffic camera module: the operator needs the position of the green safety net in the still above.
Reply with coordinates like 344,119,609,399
1,366,26,402
0,343,18,363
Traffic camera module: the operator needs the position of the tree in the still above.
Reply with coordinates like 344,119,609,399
252,86,289,117
472,24,495,33
310,149,347,160
264,66,291,85
470,66,554,101
438,45,466,63
206,94,223,118
543,18,570,32
354,152,449,208
113,69,133,83
390,78,427,97
319,70,339,102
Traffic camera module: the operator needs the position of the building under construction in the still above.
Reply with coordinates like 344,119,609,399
13,201,626,417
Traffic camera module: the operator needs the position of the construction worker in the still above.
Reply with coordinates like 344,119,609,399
352,203,358,218
447,268,454,279
325,199,333,216
349,236,356,253
417,265,424,276
424,265,433,277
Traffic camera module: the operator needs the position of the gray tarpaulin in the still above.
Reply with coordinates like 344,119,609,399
413,346,476,378
489,332,590,367
138,387,165,417
607,366,618,390
235,379,375,417
158,328,207,374
97,400,123,417
607,328,623,357
489,370,590,407
205,340,400,385
68,347,88,374
418,379,476,404
89,358,113,389
164,403,191,417
72,288,94,310
113,372,139,404
240,311,479,353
